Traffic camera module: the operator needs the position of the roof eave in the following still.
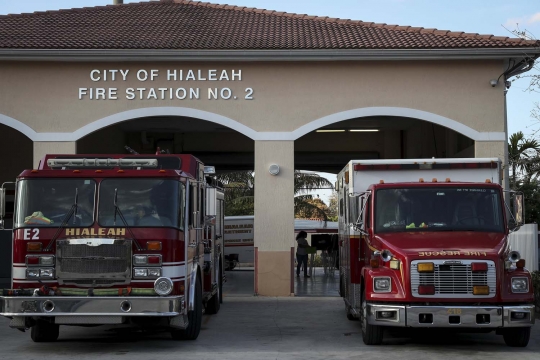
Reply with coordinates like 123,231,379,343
0,48,538,62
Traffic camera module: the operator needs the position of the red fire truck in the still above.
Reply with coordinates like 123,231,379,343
337,158,535,347
0,153,225,342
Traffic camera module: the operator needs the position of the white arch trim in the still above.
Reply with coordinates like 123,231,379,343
1,107,505,142
0,113,40,141
273,107,505,141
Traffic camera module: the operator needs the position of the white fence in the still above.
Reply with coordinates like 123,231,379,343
508,223,539,272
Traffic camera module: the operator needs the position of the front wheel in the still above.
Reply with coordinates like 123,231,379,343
360,290,383,345
503,327,531,347
171,278,202,340
31,320,59,342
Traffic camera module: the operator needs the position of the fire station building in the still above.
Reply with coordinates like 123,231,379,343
0,0,539,295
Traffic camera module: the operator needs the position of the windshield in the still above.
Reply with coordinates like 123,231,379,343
15,179,96,228
98,179,182,228
375,187,504,233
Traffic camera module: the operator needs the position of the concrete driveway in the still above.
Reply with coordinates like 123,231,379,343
0,296,538,360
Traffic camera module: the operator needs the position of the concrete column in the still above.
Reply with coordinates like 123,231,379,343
33,141,76,168
254,140,294,296
475,141,507,188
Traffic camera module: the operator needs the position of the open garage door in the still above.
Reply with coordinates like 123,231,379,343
76,115,256,297
293,115,475,296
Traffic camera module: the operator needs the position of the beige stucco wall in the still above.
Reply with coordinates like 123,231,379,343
0,61,506,136
33,141,76,168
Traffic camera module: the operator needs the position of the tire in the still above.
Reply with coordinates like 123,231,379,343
206,268,221,315
503,327,531,347
360,289,383,345
31,320,59,342
171,278,202,340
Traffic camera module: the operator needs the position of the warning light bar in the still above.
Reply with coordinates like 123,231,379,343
47,158,158,168
353,162,497,171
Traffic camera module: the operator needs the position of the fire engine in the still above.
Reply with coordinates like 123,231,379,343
0,153,225,342
337,158,535,347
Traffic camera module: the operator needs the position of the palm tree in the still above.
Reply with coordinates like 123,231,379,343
508,131,540,185
217,170,333,221
294,171,333,222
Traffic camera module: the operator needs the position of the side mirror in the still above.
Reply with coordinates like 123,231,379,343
0,187,5,220
513,193,524,227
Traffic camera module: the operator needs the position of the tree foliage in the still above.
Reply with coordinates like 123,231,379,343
216,170,333,220
508,132,540,224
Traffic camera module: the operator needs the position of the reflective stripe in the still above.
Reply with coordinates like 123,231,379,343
162,265,186,279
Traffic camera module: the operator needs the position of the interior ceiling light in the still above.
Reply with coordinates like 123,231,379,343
349,129,379,132
316,129,346,133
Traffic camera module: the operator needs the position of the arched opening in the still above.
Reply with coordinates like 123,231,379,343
76,114,255,296
293,114,475,296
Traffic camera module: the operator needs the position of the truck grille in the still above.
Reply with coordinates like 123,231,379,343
56,239,132,286
411,260,496,298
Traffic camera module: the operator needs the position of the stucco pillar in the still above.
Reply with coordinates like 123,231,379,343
475,141,507,188
33,141,76,168
254,140,294,296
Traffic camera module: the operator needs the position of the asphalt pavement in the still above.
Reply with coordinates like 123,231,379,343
0,296,538,360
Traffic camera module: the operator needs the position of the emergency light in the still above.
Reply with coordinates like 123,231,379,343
47,158,158,168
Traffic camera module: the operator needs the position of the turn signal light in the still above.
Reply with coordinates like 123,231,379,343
26,256,40,265
147,256,161,264
473,286,490,295
147,241,162,250
417,262,434,272
418,285,435,295
370,258,380,268
471,263,488,272
27,242,42,251
516,259,526,269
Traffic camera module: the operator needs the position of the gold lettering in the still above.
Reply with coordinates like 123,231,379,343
117,228,126,236
99,228,105,236
481,252,487,256
419,252,425,257
76,228,81,236
90,228,97,236
81,228,90,236
66,228,75,236
107,228,116,236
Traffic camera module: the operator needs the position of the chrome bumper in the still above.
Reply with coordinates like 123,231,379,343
367,303,535,328
0,296,185,317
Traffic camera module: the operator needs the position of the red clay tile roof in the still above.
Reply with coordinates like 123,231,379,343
0,0,538,50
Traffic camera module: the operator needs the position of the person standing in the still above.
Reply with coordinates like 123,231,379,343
296,231,310,278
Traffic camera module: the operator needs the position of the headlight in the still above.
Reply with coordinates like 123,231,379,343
148,268,162,277
511,277,529,293
133,255,147,265
134,268,148,277
373,277,391,293
154,277,173,296
40,256,55,266
26,269,40,278
39,268,55,278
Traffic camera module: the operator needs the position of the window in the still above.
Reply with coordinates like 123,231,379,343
15,179,95,228
375,187,504,233
98,179,180,228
